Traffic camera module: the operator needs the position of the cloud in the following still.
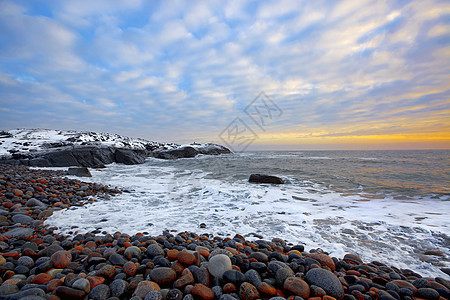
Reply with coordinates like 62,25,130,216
0,0,448,148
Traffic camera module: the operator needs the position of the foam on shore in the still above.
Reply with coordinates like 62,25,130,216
45,160,450,279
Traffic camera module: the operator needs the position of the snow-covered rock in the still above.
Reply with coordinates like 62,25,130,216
0,129,231,167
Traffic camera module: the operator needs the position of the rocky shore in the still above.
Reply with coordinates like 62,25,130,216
0,165,449,300
0,129,231,167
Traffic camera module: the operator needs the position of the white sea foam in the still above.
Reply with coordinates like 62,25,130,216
45,158,450,279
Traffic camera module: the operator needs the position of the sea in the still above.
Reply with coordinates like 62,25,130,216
45,150,450,278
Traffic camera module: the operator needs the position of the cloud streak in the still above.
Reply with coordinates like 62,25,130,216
0,0,448,149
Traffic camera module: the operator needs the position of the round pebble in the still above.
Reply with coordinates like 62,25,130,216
208,254,232,279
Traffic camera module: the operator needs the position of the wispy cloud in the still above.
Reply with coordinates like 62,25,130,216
0,0,448,148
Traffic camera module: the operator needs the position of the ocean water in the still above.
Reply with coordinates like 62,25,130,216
45,150,450,278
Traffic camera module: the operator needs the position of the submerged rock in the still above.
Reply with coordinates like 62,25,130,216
248,174,284,184
67,167,92,177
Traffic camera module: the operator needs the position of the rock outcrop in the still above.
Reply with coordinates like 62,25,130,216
1,146,147,168
153,144,231,160
0,129,231,167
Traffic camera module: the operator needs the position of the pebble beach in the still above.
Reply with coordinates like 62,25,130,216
0,164,449,300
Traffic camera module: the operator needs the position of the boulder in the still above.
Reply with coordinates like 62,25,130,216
43,149,79,166
67,167,92,177
249,174,284,184
29,157,51,167
71,146,115,166
196,144,232,155
153,146,199,159
115,148,147,164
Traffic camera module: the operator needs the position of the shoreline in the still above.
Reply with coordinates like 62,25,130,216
0,164,449,299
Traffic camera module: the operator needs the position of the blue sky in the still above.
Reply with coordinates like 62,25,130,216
0,0,449,150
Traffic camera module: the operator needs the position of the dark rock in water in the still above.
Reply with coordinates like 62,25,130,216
196,144,232,155
153,144,231,159
153,146,199,159
441,268,450,276
115,148,147,164
67,167,92,177
249,174,284,184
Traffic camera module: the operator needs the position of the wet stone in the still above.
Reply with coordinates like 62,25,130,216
124,246,142,260
147,244,165,258
212,286,223,299
223,269,246,285
249,252,269,263
305,268,344,300
1,287,46,299
55,286,87,299
123,261,138,277
220,295,238,300
239,282,260,300
88,284,111,300
192,284,215,300
275,267,294,286
208,254,232,279
245,269,262,287
417,287,440,300
343,254,363,265
167,288,183,300
250,262,267,273
50,250,72,269
283,277,310,298
173,273,194,290
96,264,116,279
39,244,63,257
178,251,196,265
268,261,290,276
194,267,211,287
145,290,163,300
109,279,129,298
109,253,127,266
257,282,277,297
133,281,161,298
17,256,34,269
0,283,19,295
150,267,177,286
11,214,33,225
72,278,91,293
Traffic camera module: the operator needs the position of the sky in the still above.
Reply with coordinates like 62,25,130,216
0,0,449,150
